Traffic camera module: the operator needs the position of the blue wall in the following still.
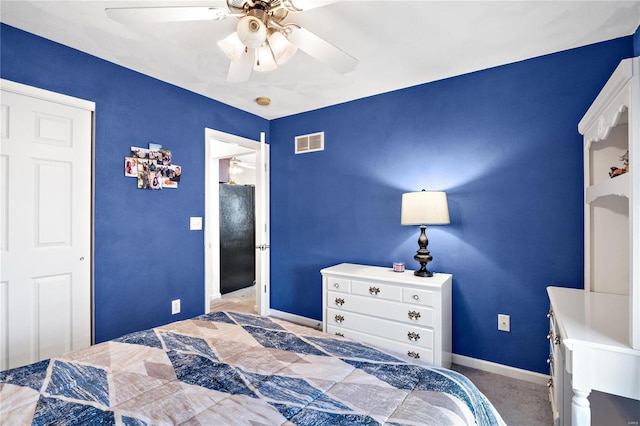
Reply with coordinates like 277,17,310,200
0,24,269,343
269,37,634,373
1,22,636,373
634,24,640,56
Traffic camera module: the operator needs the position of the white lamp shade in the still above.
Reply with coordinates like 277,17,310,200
254,46,277,72
268,30,297,65
217,32,245,63
401,191,450,225
236,16,267,48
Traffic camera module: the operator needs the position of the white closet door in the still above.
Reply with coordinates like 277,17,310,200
0,81,93,370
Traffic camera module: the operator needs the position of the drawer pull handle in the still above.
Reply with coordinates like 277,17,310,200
407,331,421,341
369,286,380,295
333,282,340,289
335,297,345,306
408,310,421,320
554,336,561,345
334,314,345,323
547,378,553,388
407,351,420,359
335,332,344,337
412,294,420,301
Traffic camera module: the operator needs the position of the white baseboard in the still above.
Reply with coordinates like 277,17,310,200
452,353,549,385
268,309,323,330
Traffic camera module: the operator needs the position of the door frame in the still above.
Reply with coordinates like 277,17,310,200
204,128,270,315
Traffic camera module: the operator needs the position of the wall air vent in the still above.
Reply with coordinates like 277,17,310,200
295,131,324,154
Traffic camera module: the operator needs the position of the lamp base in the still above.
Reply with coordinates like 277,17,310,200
413,225,433,278
414,265,433,278
413,250,433,277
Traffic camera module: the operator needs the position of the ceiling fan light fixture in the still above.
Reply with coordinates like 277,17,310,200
229,157,244,175
254,46,277,72
268,30,297,65
236,16,266,48
217,32,245,63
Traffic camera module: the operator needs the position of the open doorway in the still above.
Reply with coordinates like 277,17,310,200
204,129,270,316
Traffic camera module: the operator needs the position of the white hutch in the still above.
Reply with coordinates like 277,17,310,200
547,57,640,425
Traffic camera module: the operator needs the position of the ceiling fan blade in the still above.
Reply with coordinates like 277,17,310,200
286,0,339,12
105,6,229,24
227,49,255,83
287,27,358,73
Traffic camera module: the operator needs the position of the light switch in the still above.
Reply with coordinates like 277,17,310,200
190,216,202,231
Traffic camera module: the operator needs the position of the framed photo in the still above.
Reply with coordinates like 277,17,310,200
131,146,149,159
124,157,138,177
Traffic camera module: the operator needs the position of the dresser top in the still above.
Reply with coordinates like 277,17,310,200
321,263,452,287
547,286,638,354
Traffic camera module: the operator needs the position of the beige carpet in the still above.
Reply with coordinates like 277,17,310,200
450,364,552,425
210,287,553,425
211,286,257,314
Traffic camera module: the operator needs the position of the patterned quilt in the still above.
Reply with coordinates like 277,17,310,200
1,311,505,425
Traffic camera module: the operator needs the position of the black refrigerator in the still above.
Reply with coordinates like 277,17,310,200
219,183,255,294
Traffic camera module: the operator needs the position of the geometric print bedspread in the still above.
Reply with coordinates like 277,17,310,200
0,311,506,425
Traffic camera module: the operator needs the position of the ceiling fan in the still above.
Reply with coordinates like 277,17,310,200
229,156,254,174
105,0,358,82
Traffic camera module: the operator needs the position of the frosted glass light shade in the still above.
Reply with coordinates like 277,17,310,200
229,158,244,175
401,191,450,225
236,16,267,48
217,32,245,63
254,46,277,72
268,31,297,65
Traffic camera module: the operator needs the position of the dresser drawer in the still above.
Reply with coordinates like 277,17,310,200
327,308,434,349
329,293,434,327
351,280,403,301
327,291,349,309
327,325,434,364
325,277,350,293
402,287,435,307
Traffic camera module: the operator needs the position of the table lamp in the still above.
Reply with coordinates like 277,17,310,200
401,190,450,277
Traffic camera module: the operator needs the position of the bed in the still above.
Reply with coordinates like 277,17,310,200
1,311,505,425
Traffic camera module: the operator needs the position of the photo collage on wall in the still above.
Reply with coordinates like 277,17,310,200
124,144,181,190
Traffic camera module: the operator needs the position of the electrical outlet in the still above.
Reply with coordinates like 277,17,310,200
498,314,510,332
172,299,181,315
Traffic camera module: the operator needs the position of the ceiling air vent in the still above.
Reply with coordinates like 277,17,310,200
295,132,324,154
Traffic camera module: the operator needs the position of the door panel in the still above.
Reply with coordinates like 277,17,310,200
0,82,93,370
35,160,72,246
36,273,72,360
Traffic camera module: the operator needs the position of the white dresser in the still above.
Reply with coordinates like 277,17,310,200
547,56,640,425
321,263,452,367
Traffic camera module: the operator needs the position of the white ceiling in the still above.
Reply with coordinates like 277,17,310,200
2,1,639,119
